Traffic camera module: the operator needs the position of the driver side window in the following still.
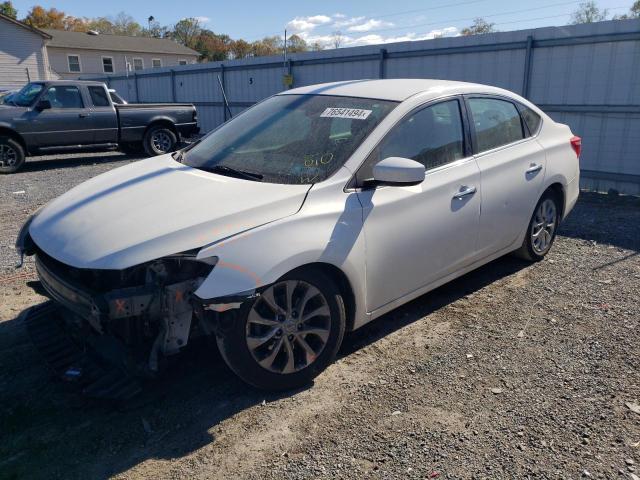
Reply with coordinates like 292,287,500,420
356,99,465,184
43,86,84,109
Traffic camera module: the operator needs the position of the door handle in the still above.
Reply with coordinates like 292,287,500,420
526,164,543,174
453,185,477,199
78,113,89,118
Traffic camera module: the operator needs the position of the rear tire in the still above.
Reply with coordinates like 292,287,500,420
143,125,177,156
0,136,26,174
514,190,561,261
216,268,346,390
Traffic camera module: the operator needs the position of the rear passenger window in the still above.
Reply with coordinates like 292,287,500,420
88,86,110,107
358,99,464,182
468,98,524,152
520,106,542,136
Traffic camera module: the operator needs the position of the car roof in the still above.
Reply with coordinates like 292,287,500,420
39,80,107,87
280,79,517,102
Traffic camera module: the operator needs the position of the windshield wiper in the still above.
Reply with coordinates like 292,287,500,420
200,164,264,181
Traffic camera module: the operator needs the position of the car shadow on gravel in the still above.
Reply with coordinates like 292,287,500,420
0,254,531,479
20,152,146,173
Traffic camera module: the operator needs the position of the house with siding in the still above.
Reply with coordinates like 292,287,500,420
0,13,53,89
43,29,199,79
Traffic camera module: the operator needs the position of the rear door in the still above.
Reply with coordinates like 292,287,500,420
86,85,118,144
465,96,546,257
27,85,95,148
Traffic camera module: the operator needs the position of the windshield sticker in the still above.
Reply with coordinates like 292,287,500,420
320,108,372,120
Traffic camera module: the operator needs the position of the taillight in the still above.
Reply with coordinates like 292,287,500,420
570,136,581,157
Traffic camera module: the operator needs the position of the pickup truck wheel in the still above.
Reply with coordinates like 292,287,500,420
0,136,25,174
143,125,177,156
216,268,346,391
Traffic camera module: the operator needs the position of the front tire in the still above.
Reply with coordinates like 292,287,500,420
143,125,177,156
216,268,346,390
0,136,26,174
515,190,560,261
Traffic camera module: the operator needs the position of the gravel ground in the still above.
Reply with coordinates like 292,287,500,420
1,153,639,480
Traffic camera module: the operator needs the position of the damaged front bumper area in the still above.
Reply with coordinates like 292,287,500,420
31,247,218,384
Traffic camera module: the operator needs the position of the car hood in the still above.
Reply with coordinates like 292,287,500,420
29,155,311,269
0,104,28,116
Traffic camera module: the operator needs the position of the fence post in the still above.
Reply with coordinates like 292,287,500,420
287,58,293,89
170,69,176,102
379,48,387,79
522,35,534,99
220,64,227,121
134,72,139,103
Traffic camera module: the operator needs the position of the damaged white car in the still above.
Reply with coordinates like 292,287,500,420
16,79,580,394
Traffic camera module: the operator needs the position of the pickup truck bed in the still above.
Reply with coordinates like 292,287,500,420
0,80,199,173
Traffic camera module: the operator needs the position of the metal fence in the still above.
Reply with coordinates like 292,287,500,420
87,18,640,195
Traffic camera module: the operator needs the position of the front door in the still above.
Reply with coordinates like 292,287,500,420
465,96,547,256
24,85,95,148
355,98,482,313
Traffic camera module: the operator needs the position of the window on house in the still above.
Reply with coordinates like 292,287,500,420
178,60,188,65
152,58,162,68
67,55,81,73
133,58,144,71
102,57,114,73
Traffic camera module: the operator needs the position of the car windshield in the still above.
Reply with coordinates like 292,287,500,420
183,94,398,184
11,82,44,107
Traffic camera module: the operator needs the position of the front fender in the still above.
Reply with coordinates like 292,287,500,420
193,190,366,305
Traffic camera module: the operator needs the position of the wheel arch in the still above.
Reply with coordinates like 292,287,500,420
144,118,178,138
545,182,566,220
285,262,357,333
0,127,28,153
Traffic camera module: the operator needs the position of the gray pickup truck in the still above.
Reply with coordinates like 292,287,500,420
0,80,199,173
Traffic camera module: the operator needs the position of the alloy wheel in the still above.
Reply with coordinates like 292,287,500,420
151,131,172,152
245,280,331,374
531,198,557,254
0,144,17,167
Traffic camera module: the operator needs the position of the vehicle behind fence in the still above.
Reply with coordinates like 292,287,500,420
86,18,640,195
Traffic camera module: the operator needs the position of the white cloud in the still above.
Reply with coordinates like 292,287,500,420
286,14,332,32
193,16,210,24
344,27,459,46
347,19,394,32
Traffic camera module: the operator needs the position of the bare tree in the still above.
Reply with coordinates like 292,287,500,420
460,18,496,36
571,1,609,23
331,30,344,49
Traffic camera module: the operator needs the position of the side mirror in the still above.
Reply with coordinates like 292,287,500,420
371,157,425,187
35,99,51,111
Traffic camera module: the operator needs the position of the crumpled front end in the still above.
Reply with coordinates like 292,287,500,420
32,244,217,380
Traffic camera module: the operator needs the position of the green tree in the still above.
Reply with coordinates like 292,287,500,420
570,1,609,23
461,17,496,35
0,1,17,18
111,12,142,36
173,17,202,48
251,36,282,57
286,34,308,53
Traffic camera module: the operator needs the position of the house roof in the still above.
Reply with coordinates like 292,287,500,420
0,12,52,38
42,28,199,56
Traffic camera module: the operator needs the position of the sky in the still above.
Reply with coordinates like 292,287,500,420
11,0,635,46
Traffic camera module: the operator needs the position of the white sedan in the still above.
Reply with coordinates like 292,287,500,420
17,79,580,391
